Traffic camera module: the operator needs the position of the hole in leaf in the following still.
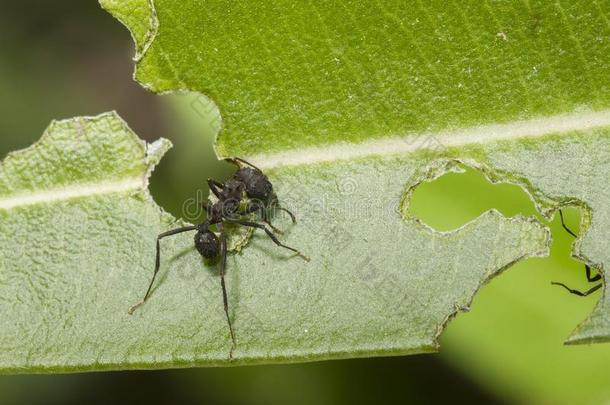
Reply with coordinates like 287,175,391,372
413,166,608,389
409,166,539,232
149,92,234,221
408,165,599,295
408,165,601,347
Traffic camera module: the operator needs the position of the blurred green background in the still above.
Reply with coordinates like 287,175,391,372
1,2,610,404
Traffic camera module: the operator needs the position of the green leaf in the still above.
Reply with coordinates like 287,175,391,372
102,1,609,157
101,0,156,59
0,112,550,373
1,1,607,373
99,0,610,348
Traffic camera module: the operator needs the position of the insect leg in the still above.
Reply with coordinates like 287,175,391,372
226,219,310,261
208,178,225,199
218,225,236,359
585,265,602,282
128,226,197,314
558,209,578,238
276,206,296,224
229,157,262,171
203,200,214,216
551,282,602,297
265,197,297,224
554,209,603,292
242,200,284,234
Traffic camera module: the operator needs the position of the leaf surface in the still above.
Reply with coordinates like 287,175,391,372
1,1,608,372
100,0,610,345
0,112,551,372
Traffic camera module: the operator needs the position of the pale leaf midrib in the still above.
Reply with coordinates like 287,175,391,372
0,177,145,210
245,110,610,169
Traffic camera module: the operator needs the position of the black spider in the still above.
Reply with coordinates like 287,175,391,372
129,157,309,358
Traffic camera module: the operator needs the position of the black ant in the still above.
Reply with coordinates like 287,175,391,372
212,157,297,234
551,209,602,296
128,157,309,358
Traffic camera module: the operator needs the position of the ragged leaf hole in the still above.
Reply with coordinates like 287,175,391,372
408,164,600,299
409,166,538,232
